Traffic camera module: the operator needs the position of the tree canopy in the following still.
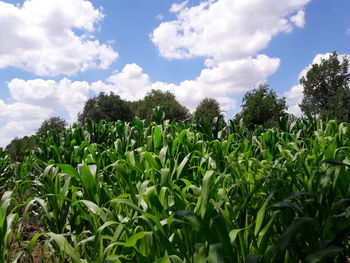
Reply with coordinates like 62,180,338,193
236,84,287,128
193,98,223,123
5,136,36,162
299,52,350,122
37,116,67,134
134,90,190,122
78,92,133,125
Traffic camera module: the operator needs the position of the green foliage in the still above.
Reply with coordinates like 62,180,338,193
236,84,287,128
0,191,17,263
134,90,190,122
36,116,67,135
1,117,350,262
78,92,133,125
194,98,223,123
5,136,35,162
300,52,350,122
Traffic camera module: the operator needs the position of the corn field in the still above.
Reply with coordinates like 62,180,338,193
0,116,349,262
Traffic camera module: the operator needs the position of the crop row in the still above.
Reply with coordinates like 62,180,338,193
0,118,349,262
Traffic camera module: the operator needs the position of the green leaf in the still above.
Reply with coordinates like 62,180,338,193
153,126,163,149
305,246,343,263
229,229,244,244
254,195,272,236
200,170,214,218
194,243,206,263
159,146,168,166
319,158,350,167
176,154,190,179
154,256,171,263
278,217,314,250
143,152,160,170
46,232,81,263
29,233,45,257
57,164,79,178
208,244,223,263
168,255,183,263
125,232,145,247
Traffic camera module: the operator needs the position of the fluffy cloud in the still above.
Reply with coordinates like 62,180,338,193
0,0,313,146
0,54,278,147
8,78,90,121
0,99,52,121
284,84,303,115
0,54,279,147
284,53,349,116
0,99,52,146
0,78,91,147
290,10,306,27
150,0,311,114
169,1,189,13
0,0,118,76
0,120,44,147
167,55,280,111
151,0,310,63
92,64,151,101
92,56,279,112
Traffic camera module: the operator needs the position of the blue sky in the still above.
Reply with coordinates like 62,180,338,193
0,0,349,146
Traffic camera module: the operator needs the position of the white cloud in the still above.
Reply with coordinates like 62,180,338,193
0,54,280,147
151,0,310,63
93,63,151,101
0,120,43,147
149,0,312,113
284,52,349,116
169,0,189,13
284,84,303,115
0,77,90,147
150,0,311,115
0,99,52,121
0,100,52,147
8,78,90,121
93,56,279,112
167,55,280,111
290,10,305,27
0,0,314,146
0,0,118,76
156,14,164,21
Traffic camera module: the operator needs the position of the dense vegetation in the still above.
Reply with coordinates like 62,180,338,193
1,51,349,262
132,90,190,123
36,117,68,135
193,98,223,123
300,52,350,122
0,115,349,262
78,90,190,126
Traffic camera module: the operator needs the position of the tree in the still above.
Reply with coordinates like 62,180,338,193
36,116,67,134
194,98,223,123
134,90,190,122
78,92,133,125
299,52,350,122
236,84,287,128
5,136,36,162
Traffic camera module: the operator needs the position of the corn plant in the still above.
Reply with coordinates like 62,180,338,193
0,191,18,263
2,116,350,262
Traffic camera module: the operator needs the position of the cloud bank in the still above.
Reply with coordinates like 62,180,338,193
0,0,118,76
0,0,313,146
152,0,309,63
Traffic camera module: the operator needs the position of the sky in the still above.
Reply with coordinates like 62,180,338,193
0,0,350,147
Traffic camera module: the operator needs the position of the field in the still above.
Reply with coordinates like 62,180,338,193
0,117,349,262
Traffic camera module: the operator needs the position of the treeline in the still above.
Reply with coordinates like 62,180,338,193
78,90,192,125
4,52,350,160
